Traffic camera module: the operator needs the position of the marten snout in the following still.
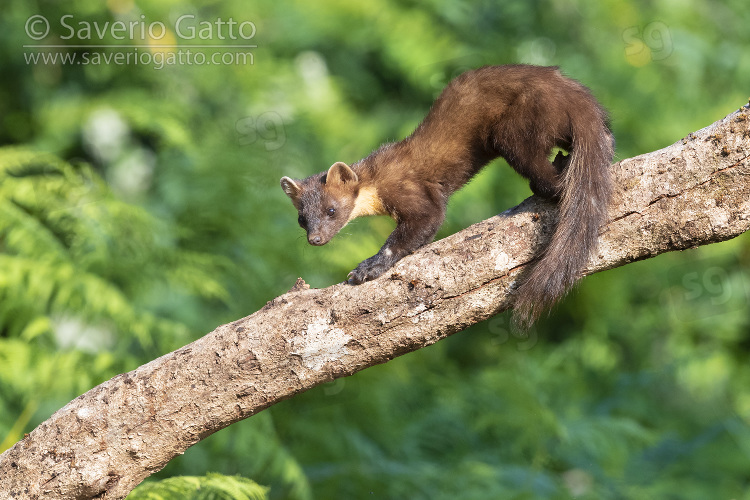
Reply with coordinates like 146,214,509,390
304,219,340,246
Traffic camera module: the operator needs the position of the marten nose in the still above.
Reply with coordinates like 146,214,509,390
309,235,323,245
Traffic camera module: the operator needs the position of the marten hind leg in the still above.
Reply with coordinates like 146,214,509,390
511,151,564,201
495,125,564,201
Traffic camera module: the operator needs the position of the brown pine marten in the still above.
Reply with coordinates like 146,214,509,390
280,64,614,326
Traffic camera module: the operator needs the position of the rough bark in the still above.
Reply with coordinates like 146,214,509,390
1,104,749,499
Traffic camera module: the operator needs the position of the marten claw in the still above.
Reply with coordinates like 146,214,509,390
348,257,391,285
347,269,365,285
348,266,375,285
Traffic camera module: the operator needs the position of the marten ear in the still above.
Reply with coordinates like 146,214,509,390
326,162,358,185
280,176,301,202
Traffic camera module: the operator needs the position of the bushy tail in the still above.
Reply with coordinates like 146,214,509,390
513,111,614,328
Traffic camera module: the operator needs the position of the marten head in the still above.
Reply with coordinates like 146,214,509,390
280,162,360,246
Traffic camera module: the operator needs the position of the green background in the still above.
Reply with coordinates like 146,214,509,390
1,0,749,498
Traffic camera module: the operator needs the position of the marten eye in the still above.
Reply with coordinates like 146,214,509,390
297,214,306,228
326,207,336,217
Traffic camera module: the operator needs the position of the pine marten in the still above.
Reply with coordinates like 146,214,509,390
280,64,614,326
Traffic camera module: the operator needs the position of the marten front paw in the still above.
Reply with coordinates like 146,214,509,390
347,257,389,285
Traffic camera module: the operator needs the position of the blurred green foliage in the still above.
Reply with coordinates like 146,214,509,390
1,0,750,498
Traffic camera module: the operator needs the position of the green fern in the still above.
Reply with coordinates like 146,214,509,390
0,146,313,496
0,147,229,449
128,473,269,500
0,146,227,347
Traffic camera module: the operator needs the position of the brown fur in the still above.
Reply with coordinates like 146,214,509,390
281,64,614,326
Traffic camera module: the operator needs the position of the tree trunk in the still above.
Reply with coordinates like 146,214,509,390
1,103,749,499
